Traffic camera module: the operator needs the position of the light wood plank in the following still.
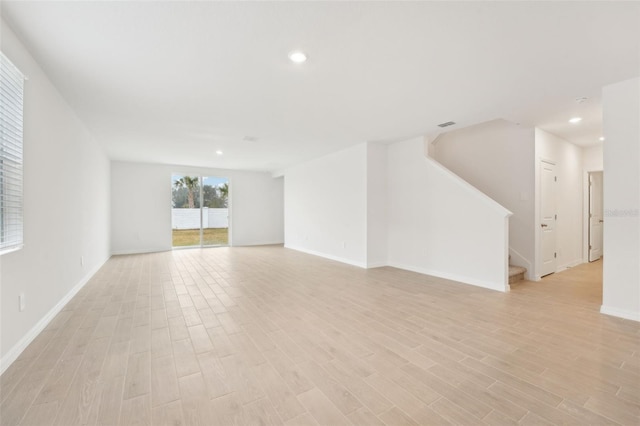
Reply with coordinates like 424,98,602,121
151,355,180,407
123,351,151,400
297,388,349,425
120,394,152,426
0,249,634,426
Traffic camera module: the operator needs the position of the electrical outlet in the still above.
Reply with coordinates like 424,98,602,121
342,241,346,248
19,293,25,312
81,256,84,266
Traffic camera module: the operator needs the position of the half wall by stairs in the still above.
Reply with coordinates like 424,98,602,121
387,137,513,292
428,119,536,280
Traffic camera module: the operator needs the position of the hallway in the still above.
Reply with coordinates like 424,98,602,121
511,260,604,310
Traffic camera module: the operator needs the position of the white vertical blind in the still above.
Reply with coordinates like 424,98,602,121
0,52,25,253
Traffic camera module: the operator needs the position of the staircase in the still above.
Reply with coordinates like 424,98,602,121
509,265,527,284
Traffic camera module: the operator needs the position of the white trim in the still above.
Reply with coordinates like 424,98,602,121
583,170,604,263
113,242,285,256
0,244,24,256
502,216,511,291
535,156,558,279
0,255,111,375
233,241,285,247
284,245,367,268
600,305,640,322
387,261,508,292
366,261,388,269
111,248,169,256
556,258,584,272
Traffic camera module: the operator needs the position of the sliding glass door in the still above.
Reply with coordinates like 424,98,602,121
171,174,229,248
202,176,229,246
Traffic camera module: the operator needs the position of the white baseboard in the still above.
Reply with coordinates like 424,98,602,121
0,255,110,376
557,258,584,272
600,305,640,322
111,248,170,256
366,261,388,269
233,241,285,247
112,241,285,256
284,245,367,268
387,261,508,292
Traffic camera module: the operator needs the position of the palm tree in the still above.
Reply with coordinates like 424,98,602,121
219,182,229,207
174,176,199,208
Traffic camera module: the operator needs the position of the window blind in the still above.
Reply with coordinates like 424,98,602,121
0,52,24,254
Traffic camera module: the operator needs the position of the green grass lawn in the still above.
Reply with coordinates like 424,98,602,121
172,228,228,247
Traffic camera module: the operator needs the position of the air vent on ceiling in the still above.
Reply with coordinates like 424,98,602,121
438,121,456,128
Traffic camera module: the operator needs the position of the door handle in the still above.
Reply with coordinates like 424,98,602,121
599,219,604,223
541,224,548,228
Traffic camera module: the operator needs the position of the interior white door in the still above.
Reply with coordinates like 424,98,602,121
540,160,557,276
589,172,603,262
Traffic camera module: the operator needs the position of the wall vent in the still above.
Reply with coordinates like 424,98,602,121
437,121,456,128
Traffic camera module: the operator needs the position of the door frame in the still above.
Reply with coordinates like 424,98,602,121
538,158,558,278
583,169,603,262
170,172,232,249
535,157,557,280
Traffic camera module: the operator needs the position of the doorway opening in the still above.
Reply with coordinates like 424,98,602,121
588,171,604,262
171,174,230,248
539,159,557,277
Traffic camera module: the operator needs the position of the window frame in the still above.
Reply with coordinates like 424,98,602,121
0,51,25,255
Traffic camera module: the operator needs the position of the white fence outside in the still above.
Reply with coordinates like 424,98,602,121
172,208,229,229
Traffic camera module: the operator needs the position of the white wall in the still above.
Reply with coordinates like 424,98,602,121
601,77,640,321
231,172,284,247
366,143,388,267
111,161,283,254
0,21,111,372
387,137,511,291
433,119,535,277
583,145,603,172
535,128,584,277
111,162,172,253
284,144,368,267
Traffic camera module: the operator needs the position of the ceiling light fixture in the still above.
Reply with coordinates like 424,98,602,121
599,137,605,141
568,117,582,124
288,51,307,64
216,150,223,155
437,121,456,128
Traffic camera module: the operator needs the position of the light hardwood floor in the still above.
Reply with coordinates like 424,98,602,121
1,247,638,425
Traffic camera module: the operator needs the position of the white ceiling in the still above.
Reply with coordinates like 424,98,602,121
2,1,638,171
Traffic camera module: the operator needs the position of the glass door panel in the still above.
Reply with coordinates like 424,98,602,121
202,176,229,246
171,174,202,247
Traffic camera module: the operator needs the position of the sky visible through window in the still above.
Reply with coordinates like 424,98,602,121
171,175,228,186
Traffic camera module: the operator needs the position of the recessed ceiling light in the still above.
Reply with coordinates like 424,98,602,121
288,51,307,64
216,150,223,155
569,117,582,124
599,137,605,141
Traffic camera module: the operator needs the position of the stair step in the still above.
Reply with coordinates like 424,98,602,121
509,265,527,284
